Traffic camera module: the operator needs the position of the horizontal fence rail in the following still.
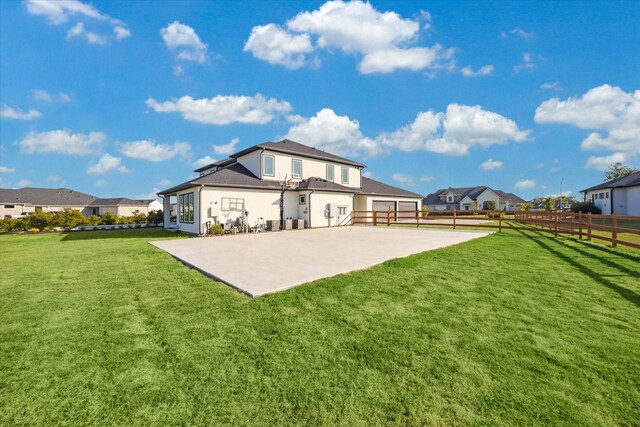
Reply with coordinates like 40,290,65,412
352,209,640,250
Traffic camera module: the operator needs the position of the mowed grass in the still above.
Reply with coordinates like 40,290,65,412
1,229,638,426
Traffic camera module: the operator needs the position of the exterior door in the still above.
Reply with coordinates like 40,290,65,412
397,201,418,218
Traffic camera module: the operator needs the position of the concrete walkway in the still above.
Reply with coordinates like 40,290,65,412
150,226,492,297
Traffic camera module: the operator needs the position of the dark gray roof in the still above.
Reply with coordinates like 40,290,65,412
193,157,236,173
88,198,150,206
423,186,524,205
296,177,355,193
231,139,366,168
494,190,526,205
0,187,96,206
359,177,422,198
581,171,640,192
159,163,283,195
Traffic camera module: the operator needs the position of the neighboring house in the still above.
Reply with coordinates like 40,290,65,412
580,171,640,215
158,139,422,233
0,187,158,218
423,186,526,211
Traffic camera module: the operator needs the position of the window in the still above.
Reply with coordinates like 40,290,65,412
599,192,604,199
263,154,275,176
299,195,306,205
447,195,453,203
4,205,14,209
221,197,245,211
341,166,349,184
606,192,609,199
326,164,334,181
178,193,194,223
338,206,347,215
292,159,302,179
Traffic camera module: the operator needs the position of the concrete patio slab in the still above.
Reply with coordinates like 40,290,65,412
150,226,492,297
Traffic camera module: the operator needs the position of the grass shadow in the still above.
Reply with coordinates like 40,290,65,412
512,228,639,307
60,228,182,242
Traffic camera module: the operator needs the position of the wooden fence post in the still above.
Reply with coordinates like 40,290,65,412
587,212,592,241
499,211,503,232
611,214,618,248
373,210,377,226
416,210,419,228
554,211,558,237
387,209,391,226
578,211,583,240
453,208,457,230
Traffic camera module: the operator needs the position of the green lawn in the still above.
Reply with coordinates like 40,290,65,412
1,228,638,426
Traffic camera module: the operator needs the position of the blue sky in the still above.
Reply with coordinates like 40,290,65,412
1,0,638,201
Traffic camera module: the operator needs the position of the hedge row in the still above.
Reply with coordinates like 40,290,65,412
0,209,163,233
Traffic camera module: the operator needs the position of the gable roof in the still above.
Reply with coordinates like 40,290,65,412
231,139,366,168
193,157,236,173
296,177,355,193
159,163,283,195
359,177,422,198
0,187,96,206
580,171,640,192
88,198,150,207
423,186,524,205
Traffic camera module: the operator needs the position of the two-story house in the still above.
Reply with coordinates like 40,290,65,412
422,186,525,211
158,139,422,233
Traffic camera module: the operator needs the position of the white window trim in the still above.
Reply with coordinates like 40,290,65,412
326,164,334,181
292,158,302,179
341,166,349,184
262,154,275,177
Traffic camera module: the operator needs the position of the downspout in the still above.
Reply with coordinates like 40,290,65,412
610,188,614,215
159,194,165,227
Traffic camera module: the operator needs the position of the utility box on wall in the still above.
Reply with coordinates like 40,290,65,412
327,203,337,218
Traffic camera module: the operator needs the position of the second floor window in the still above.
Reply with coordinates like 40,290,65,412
292,159,302,178
326,164,334,181
341,167,349,184
263,154,275,176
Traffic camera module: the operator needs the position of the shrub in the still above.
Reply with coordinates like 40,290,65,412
517,202,532,211
421,207,429,218
483,201,497,211
147,210,163,225
209,224,224,235
131,210,147,224
570,201,602,214
53,208,87,230
87,215,101,225
26,211,54,231
100,212,118,225
229,227,236,235
27,227,40,233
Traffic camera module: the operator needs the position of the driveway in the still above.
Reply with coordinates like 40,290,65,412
150,226,492,297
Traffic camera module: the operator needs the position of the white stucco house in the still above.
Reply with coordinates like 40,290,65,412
423,186,525,211
158,139,422,233
580,171,640,215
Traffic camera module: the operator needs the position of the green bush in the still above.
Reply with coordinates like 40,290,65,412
421,207,429,218
147,210,163,225
87,215,101,225
26,211,54,231
100,212,118,225
517,202,532,211
53,208,87,230
209,224,224,235
570,201,602,214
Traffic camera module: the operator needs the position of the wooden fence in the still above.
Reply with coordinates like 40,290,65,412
351,209,640,250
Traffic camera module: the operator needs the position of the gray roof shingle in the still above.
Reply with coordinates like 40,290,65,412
0,188,96,206
359,177,422,198
580,171,640,192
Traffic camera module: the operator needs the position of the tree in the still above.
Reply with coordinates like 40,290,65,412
517,202,532,211
542,196,557,211
482,200,497,211
100,212,118,225
147,210,163,225
604,162,638,181
53,208,87,230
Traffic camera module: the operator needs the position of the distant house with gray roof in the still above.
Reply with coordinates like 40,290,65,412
580,171,640,215
0,187,158,218
423,186,525,211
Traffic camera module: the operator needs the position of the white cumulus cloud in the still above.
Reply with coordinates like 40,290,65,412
480,158,504,170
244,24,313,69
284,108,379,157
192,156,217,168
32,89,72,103
461,64,495,77
378,104,530,156
0,166,16,173
245,0,455,74
513,52,535,73
18,129,105,156
26,0,130,44
119,140,191,162
1,105,42,120
161,21,208,63
515,179,537,190
87,153,131,174
146,94,292,125
212,138,240,155
535,84,640,169
391,173,414,185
